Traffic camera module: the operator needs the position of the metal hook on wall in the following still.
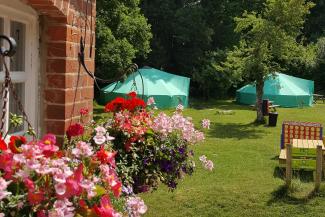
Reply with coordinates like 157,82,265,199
0,35,17,57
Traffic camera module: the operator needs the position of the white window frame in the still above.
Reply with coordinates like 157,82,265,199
0,0,39,135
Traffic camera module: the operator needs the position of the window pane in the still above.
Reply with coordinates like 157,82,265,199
0,17,3,72
9,83,25,133
10,21,25,71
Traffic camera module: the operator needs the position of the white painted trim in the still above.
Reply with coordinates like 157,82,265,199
0,0,39,135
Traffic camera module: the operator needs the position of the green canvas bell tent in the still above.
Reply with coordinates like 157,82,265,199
236,73,314,107
98,67,190,109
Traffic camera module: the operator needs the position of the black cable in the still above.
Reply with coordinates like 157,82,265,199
138,70,145,99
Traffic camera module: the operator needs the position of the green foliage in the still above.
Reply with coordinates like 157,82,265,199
139,101,325,217
96,0,152,80
220,0,316,121
140,0,270,98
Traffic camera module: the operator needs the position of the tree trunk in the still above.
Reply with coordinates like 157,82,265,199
256,79,265,123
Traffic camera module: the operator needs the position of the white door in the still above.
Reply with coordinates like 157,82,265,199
0,1,39,135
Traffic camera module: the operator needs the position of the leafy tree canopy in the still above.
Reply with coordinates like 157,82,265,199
219,0,316,122
95,0,152,80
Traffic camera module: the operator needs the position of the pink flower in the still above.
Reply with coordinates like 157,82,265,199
126,196,148,217
95,126,107,135
80,108,89,115
199,155,207,162
201,119,211,129
55,183,67,195
53,172,68,184
42,134,56,146
0,177,12,201
106,133,115,141
146,97,155,106
204,160,214,171
61,164,84,198
199,155,214,171
72,141,93,158
93,134,107,145
49,199,75,217
23,178,35,191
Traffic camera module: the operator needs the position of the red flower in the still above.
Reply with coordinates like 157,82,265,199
9,136,26,153
0,152,14,179
127,91,137,98
24,178,35,191
66,123,84,139
37,210,47,217
124,137,138,152
80,108,89,115
96,146,117,167
125,97,146,112
55,150,64,158
59,164,84,199
93,195,116,217
0,134,7,151
111,181,122,197
104,97,126,113
28,191,44,205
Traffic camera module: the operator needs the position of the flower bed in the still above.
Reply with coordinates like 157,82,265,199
0,92,211,216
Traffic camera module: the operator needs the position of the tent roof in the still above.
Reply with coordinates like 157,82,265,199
101,67,190,96
237,73,314,96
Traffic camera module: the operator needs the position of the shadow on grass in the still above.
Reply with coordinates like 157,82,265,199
267,184,319,205
269,167,325,205
273,167,314,183
208,122,268,139
190,100,253,111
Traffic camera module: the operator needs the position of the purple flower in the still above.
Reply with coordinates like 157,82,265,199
167,181,177,189
122,185,133,195
178,147,185,155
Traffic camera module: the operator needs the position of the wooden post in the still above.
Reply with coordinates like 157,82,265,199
315,145,322,191
286,144,292,187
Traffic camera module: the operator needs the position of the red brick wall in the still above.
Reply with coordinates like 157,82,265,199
24,0,96,141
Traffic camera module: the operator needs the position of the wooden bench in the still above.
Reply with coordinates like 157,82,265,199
279,139,325,170
279,139,324,190
249,104,280,111
269,104,280,112
313,94,325,104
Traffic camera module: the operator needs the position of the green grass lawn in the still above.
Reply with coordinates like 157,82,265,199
95,100,325,217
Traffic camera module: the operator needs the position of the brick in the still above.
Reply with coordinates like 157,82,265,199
45,119,68,135
81,87,94,100
45,89,66,103
47,42,68,57
47,74,66,88
47,59,79,74
46,104,67,119
26,0,96,138
47,25,67,41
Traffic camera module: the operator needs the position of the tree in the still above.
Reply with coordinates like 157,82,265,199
95,0,152,81
140,0,268,98
220,0,316,123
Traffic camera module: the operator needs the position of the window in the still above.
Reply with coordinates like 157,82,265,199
0,2,38,135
